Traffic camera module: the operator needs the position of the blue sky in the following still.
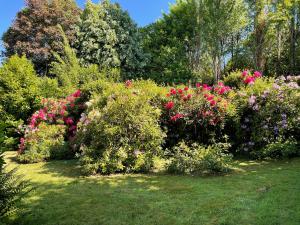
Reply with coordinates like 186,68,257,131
0,0,175,56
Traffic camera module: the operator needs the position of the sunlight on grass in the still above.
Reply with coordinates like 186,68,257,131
3,151,300,225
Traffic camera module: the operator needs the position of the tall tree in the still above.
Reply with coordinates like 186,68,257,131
2,0,80,75
200,0,248,81
74,0,146,80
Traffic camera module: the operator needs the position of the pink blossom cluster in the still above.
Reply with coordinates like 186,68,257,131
19,90,85,154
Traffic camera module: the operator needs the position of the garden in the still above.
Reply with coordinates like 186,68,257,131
0,0,300,225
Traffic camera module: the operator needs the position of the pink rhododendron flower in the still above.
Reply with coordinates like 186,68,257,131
60,109,66,116
242,70,249,77
253,71,262,78
165,101,175,110
38,110,46,120
196,83,201,88
244,76,255,85
202,84,212,91
47,113,56,119
125,80,132,87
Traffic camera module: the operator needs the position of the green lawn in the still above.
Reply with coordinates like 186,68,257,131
2,151,300,225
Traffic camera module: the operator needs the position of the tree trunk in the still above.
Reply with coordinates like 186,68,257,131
290,5,296,75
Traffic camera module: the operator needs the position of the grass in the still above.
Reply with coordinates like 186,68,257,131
2,151,300,225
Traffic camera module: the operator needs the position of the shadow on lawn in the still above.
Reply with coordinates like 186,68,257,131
4,152,300,225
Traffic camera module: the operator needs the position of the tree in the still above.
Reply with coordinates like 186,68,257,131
74,0,146,80
0,55,40,151
200,0,248,81
2,0,80,75
142,0,247,83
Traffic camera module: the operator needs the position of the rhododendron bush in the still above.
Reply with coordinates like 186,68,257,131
18,90,86,163
232,75,300,158
162,82,235,148
75,81,166,175
15,71,300,171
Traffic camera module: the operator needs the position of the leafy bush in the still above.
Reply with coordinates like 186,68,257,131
18,123,69,163
0,55,41,151
223,70,243,88
76,81,166,175
167,141,232,175
38,77,63,99
261,140,299,159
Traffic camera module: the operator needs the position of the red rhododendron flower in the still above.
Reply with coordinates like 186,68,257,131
165,101,175,110
206,94,214,101
184,87,189,91
244,76,255,85
187,94,192,99
178,89,183,94
65,117,74,125
210,100,217,107
170,88,177,95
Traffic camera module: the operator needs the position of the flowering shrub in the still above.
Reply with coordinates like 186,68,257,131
18,90,86,162
17,123,69,163
167,141,232,175
233,74,300,158
161,82,234,148
75,81,166,175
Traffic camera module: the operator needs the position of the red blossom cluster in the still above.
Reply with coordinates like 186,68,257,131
164,83,230,124
241,70,262,85
170,113,184,122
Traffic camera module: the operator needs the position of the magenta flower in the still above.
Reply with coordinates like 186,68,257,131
72,90,81,98
253,71,262,78
65,117,74,126
242,70,249,77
